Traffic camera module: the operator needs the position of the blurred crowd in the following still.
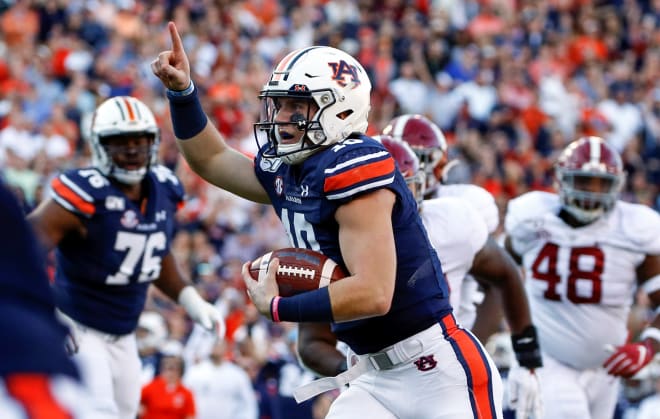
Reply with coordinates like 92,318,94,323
1,0,660,418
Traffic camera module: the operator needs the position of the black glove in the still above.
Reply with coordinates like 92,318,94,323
511,325,543,369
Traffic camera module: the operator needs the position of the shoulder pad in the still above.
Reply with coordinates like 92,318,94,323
322,137,395,200
49,168,110,217
149,165,185,204
505,191,559,233
439,184,499,233
423,196,488,253
616,202,660,253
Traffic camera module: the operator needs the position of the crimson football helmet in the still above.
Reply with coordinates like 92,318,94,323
378,135,425,203
382,114,448,195
90,96,159,184
255,46,371,165
555,136,625,223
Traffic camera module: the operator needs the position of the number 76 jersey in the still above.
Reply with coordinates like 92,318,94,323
505,191,660,370
49,166,183,336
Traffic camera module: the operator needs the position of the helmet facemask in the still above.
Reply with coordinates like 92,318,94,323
255,89,333,165
555,136,625,224
557,170,623,223
97,133,158,185
90,96,160,185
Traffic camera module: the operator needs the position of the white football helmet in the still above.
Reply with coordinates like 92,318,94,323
90,96,159,184
255,46,371,165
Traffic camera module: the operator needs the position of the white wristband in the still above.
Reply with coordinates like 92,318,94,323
640,327,660,343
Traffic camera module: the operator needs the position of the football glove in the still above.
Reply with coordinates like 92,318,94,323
603,339,654,378
178,286,226,339
507,365,542,419
507,326,544,418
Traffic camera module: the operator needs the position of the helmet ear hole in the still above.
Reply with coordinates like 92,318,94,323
337,110,353,120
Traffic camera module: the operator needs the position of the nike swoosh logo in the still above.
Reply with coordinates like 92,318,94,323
305,73,320,78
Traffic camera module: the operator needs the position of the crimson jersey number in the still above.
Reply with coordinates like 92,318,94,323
530,243,604,303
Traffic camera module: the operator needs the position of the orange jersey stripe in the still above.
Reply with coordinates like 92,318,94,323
441,315,496,419
51,178,95,216
324,157,395,193
5,374,73,419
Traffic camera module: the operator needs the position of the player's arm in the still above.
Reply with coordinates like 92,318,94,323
503,235,523,265
153,253,225,338
469,237,534,338
151,22,269,204
636,254,660,354
330,189,397,321
242,189,396,323
470,283,504,344
27,198,85,250
603,254,660,377
297,323,347,377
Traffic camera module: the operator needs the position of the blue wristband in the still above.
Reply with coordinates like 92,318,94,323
166,81,208,140
276,287,334,323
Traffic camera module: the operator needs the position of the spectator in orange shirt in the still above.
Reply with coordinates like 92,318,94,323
140,344,196,419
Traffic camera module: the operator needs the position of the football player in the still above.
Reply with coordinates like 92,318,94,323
152,22,503,418
27,96,225,419
383,114,502,339
504,136,660,418
298,137,543,419
0,180,94,418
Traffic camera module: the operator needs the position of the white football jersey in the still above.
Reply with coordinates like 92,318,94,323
505,191,660,370
435,183,499,234
420,197,488,328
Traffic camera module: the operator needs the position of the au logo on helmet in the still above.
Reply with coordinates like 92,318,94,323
328,60,361,88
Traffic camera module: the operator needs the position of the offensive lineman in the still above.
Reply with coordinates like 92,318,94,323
27,96,224,419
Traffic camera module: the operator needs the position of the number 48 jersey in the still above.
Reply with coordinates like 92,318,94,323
50,165,184,336
505,191,660,369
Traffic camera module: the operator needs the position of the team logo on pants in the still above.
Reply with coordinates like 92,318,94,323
414,355,437,371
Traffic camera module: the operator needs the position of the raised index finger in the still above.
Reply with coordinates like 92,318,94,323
168,21,184,55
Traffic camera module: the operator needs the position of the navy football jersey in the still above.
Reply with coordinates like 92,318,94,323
0,181,78,378
255,135,452,354
49,165,184,335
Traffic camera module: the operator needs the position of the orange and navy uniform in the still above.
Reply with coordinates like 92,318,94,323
48,165,184,336
254,134,452,353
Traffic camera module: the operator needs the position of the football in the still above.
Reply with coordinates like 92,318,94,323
248,248,348,297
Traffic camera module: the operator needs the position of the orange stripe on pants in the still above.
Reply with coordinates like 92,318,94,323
441,314,497,419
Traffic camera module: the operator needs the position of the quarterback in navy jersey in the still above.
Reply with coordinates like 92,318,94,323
0,180,96,418
153,22,502,418
27,96,224,419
